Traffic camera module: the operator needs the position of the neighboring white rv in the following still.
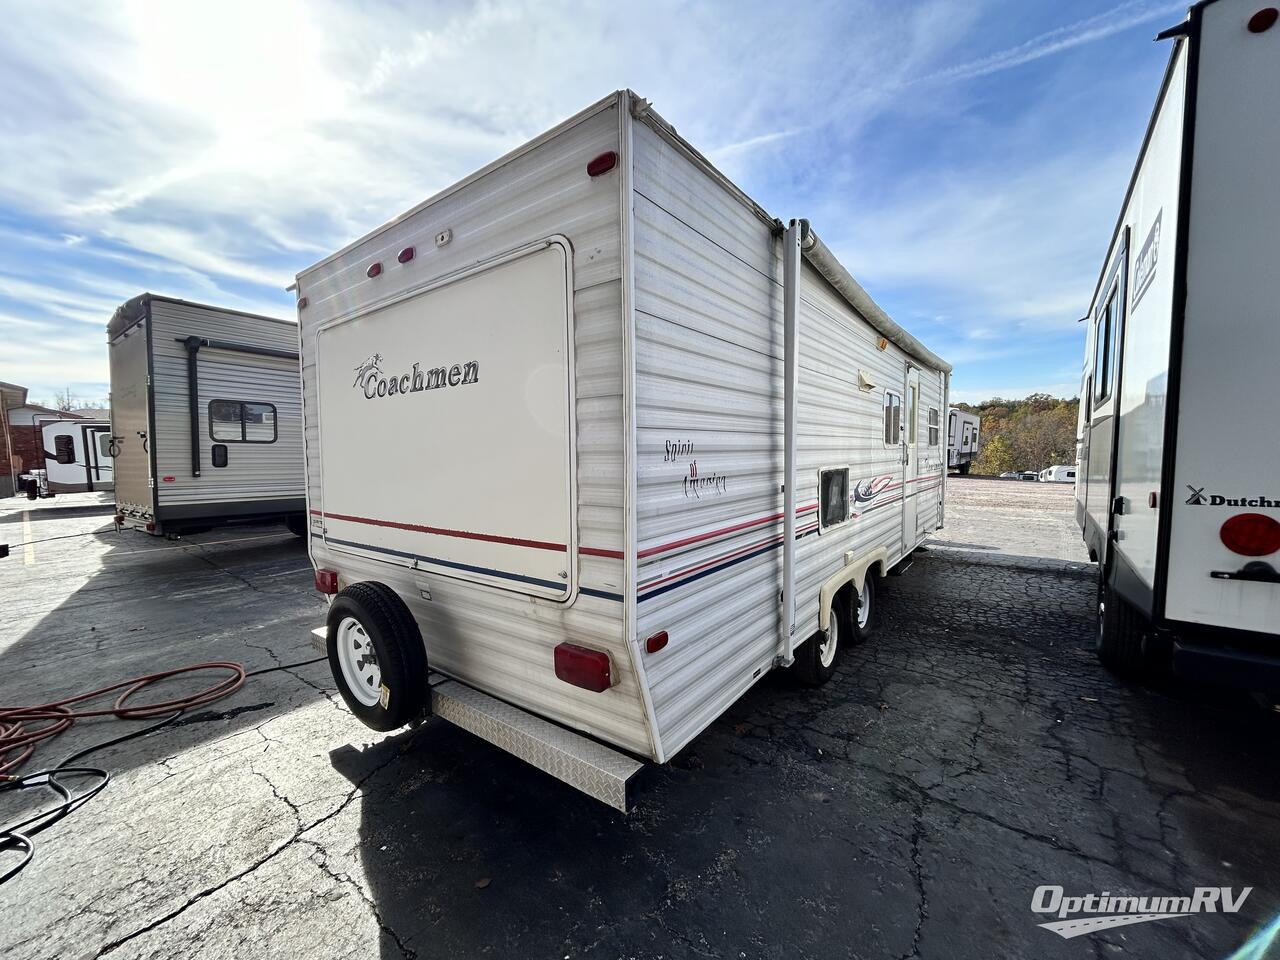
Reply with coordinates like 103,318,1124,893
1078,0,1280,685
40,418,113,492
947,408,979,474
107,295,307,537
296,90,950,810
1040,464,1076,484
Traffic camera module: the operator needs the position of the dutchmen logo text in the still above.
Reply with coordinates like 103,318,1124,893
1186,484,1278,508
352,353,480,399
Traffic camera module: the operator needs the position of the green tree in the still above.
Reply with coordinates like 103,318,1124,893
973,434,1017,475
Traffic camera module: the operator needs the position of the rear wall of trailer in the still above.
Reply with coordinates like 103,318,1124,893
1164,0,1280,633
148,299,304,519
296,95,655,758
629,114,945,759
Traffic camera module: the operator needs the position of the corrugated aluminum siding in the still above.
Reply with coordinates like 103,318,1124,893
631,118,946,758
148,300,303,510
296,96,651,757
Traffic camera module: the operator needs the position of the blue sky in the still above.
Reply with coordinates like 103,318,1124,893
0,0,1185,406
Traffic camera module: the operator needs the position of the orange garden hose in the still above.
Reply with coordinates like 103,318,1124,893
0,662,247,777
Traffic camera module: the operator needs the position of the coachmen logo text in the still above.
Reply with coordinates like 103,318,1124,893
1186,485,1279,508
352,353,479,400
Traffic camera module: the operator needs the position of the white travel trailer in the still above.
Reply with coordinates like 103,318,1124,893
39,418,113,492
1040,464,1076,484
947,408,979,474
1078,0,1280,687
107,294,307,537
296,90,950,810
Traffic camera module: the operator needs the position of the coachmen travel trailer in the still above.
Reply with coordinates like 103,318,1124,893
1078,0,1280,686
40,418,113,492
108,295,307,537
296,90,950,810
947,407,979,474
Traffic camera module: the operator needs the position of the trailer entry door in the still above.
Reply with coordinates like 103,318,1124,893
314,240,576,601
903,367,920,547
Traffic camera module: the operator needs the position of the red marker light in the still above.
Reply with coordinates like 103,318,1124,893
297,296,308,310
587,151,618,177
645,630,669,654
145,522,156,532
314,569,339,595
366,262,382,278
1248,7,1278,32
554,642,613,692
162,476,175,483
397,246,415,263
1220,513,1280,557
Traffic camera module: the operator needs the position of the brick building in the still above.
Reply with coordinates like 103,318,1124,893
0,380,94,497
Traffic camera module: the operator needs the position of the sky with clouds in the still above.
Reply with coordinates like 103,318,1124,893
0,0,1186,406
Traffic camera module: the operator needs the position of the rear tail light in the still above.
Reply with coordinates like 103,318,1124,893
145,522,156,533
554,642,613,692
1220,513,1280,557
314,568,340,594
114,514,124,525
1248,7,1278,32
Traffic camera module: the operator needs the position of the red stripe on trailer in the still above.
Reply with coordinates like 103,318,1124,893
637,502,819,560
315,510,567,552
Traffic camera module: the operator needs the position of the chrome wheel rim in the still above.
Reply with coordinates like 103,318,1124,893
819,615,839,669
336,616,381,707
857,581,871,631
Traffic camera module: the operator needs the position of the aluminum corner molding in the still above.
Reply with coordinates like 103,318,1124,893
781,220,801,663
798,222,952,374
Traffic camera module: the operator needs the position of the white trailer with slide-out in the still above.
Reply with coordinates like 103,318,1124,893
296,90,950,811
1077,0,1280,688
40,418,113,492
947,408,979,474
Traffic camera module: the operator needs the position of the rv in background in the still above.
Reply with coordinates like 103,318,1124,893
107,294,306,538
1077,0,1279,688
1040,464,1076,484
947,408,979,474
296,90,950,810
40,418,113,492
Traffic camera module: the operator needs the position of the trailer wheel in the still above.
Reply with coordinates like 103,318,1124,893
957,462,970,475
1096,579,1146,678
850,575,876,643
795,603,846,687
327,582,429,731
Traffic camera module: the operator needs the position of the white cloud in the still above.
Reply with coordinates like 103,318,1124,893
910,0,1184,86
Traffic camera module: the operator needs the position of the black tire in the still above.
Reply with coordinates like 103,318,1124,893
850,575,877,643
1096,578,1146,678
795,600,846,687
327,581,429,731
285,514,308,538
25,480,37,500
958,462,970,475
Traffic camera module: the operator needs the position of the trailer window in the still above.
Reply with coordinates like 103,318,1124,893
883,392,901,445
927,408,940,446
96,432,112,459
1094,286,1118,402
209,400,277,443
819,467,849,530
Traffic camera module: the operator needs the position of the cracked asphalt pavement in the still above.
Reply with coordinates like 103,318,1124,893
2,480,1279,959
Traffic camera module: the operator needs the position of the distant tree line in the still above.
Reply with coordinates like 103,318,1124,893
958,393,1079,475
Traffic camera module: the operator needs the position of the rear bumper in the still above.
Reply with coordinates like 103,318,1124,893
1172,640,1280,693
310,627,645,811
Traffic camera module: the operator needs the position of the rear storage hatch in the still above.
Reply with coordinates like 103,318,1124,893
314,238,577,601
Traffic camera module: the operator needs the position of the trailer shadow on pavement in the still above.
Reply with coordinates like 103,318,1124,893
327,549,1280,960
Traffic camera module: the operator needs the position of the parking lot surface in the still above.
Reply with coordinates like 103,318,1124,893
2,482,1278,959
